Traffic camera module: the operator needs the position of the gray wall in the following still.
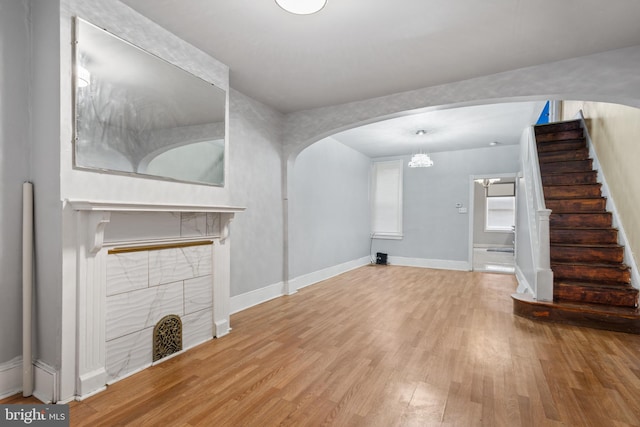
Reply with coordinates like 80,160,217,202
473,181,515,247
228,90,285,296
0,0,31,365
374,145,520,262
290,137,371,278
31,0,63,370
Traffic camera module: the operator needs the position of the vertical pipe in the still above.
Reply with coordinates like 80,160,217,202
22,182,34,397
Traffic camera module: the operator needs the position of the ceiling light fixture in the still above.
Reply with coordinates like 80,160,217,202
474,178,501,188
408,153,434,168
275,0,327,15
489,141,499,146
409,129,433,167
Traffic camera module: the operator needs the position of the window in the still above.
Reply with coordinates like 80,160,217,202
485,182,515,232
371,160,403,239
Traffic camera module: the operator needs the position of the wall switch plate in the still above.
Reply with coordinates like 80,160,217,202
458,207,468,214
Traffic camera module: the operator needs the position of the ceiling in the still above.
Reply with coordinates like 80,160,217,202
120,0,640,114
117,0,640,156
331,101,546,157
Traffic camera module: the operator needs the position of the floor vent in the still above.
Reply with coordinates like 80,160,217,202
153,314,183,362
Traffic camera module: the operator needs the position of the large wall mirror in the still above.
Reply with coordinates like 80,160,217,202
73,18,226,186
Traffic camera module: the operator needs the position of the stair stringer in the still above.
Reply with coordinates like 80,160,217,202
575,110,640,290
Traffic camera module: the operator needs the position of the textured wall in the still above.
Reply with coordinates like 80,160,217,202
562,101,640,271
290,137,371,278
228,89,285,296
283,45,640,158
0,0,31,366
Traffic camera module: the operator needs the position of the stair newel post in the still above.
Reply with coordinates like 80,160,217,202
536,208,554,301
537,209,552,269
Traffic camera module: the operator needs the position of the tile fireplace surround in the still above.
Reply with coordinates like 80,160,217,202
67,201,244,400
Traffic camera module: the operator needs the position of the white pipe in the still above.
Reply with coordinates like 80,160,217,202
22,182,34,397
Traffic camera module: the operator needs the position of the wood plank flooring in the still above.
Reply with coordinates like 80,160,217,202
5,265,640,425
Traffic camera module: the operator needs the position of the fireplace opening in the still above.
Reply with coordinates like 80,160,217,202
153,314,183,362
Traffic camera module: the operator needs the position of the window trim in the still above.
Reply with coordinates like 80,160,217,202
485,195,516,232
371,160,403,240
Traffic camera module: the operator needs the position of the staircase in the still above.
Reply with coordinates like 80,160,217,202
513,120,640,334
535,119,637,308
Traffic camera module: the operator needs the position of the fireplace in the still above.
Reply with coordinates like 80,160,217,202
68,201,244,399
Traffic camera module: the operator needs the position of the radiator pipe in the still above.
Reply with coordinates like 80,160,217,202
22,182,34,397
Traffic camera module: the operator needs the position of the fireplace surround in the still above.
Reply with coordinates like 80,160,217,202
68,200,244,399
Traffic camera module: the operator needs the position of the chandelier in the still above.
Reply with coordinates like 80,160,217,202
474,178,501,188
408,153,434,168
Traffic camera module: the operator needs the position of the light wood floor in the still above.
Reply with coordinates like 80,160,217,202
5,265,640,426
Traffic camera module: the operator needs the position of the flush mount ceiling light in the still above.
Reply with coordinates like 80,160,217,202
275,0,327,15
415,129,427,136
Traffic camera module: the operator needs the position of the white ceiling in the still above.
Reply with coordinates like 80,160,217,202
331,101,546,157
120,0,640,114
117,0,640,156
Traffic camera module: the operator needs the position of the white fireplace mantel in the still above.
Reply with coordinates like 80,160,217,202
66,199,245,214
67,199,245,400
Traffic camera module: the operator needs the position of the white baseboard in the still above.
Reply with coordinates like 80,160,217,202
0,358,60,403
230,257,371,315
288,257,370,292
0,356,22,400
388,256,470,271
33,360,57,404
230,281,285,315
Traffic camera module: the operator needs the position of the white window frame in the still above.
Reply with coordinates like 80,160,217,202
485,184,516,232
371,160,403,239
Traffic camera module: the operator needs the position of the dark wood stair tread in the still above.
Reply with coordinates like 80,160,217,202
545,198,607,213
534,120,582,134
551,261,629,270
541,171,598,186
536,130,585,142
554,280,634,290
512,292,640,334
550,212,612,228
540,159,593,173
554,281,637,308
543,183,602,199
551,243,623,249
551,261,631,285
538,148,590,163
552,227,617,231
536,140,586,152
